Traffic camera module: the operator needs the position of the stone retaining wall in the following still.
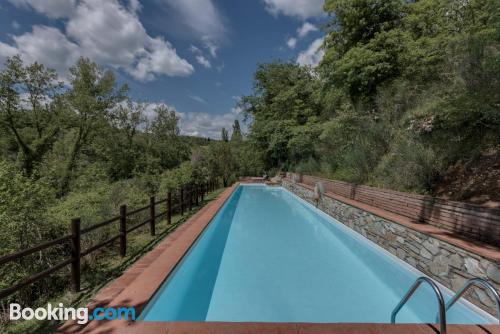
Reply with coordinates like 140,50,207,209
288,173,500,246
283,179,500,317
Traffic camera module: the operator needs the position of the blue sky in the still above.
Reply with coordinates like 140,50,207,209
0,0,326,138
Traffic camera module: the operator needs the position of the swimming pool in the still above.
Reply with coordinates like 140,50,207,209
140,185,497,323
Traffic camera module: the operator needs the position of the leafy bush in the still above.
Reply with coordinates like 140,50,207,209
0,160,64,305
372,137,442,193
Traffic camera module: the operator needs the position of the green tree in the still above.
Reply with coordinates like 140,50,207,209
231,120,243,142
0,56,63,175
104,100,147,179
239,62,322,169
207,142,236,187
148,104,189,170
221,127,229,142
60,58,127,195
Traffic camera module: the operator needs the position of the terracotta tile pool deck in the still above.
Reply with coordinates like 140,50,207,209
57,183,500,334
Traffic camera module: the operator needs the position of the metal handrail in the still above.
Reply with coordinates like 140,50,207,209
391,276,447,334
445,278,500,324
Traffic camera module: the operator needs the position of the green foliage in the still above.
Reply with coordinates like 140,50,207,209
231,120,242,142
148,104,189,171
206,142,237,187
236,141,265,176
323,0,403,52
60,58,127,195
0,159,63,305
158,161,196,194
0,56,63,175
0,160,57,254
241,0,500,194
0,54,238,316
240,62,322,170
372,136,442,193
221,127,229,142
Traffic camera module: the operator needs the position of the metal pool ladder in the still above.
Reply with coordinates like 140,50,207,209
444,278,500,324
391,276,447,334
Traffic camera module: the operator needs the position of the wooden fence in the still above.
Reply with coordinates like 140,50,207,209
0,179,220,300
288,173,500,245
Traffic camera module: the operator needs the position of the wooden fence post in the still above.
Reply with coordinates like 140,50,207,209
150,196,156,236
167,191,172,225
71,218,81,292
119,205,127,257
180,188,184,216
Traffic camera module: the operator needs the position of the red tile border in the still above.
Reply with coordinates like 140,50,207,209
60,321,500,334
57,183,500,334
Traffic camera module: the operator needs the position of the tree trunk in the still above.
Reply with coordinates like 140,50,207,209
59,128,84,196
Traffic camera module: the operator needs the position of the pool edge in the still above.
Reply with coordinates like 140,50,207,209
56,183,500,334
57,183,241,334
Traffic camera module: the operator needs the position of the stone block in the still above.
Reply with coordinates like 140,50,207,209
464,257,486,277
486,263,500,284
420,247,433,260
422,239,440,256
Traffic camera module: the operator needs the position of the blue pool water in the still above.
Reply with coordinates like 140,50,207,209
141,185,497,323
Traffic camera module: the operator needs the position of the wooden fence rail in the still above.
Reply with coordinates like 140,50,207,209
0,179,220,300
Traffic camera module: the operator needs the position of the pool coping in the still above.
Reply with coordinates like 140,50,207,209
57,183,500,334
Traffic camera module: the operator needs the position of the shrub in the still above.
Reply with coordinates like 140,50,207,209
372,136,442,193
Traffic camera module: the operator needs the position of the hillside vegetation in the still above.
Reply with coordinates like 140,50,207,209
239,0,500,203
0,56,256,317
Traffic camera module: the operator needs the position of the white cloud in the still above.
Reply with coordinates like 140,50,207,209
202,38,219,58
195,55,211,68
297,37,324,67
66,0,193,80
139,100,244,139
129,37,194,81
189,45,202,54
297,22,318,38
263,0,324,19
161,0,226,57
1,0,194,81
127,0,141,13
0,42,19,63
190,44,212,69
285,22,319,50
8,0,76,18
286,37,297,49
66,0,146,67
143,102,179,122
12,21,21,30
0,25,80,76
179,108,242,139
188,95,207,104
